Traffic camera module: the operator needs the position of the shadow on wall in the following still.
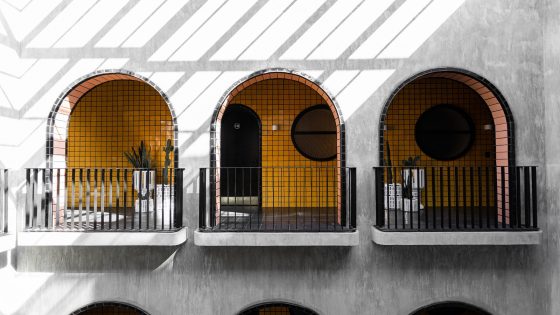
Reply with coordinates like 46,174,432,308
16,246,180,273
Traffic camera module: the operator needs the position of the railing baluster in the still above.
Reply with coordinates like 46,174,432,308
500,166,506,228
116,169,120,230
462,167,467,229
455,167,459,229
125,169,130,230
486,166,491,228
93,169,98,230
470,167,474,229
531,167,537,229
86,169,91,230
439,167,444,230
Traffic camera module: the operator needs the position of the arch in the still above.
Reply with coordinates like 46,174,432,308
378,67,515,225
211,68,345,170
409,301,492,315
69,301,150,315
237,301,320,315
46,69,179,169
209,69,346,228
379,67,514,168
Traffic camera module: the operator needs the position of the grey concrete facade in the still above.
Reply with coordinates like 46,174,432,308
0,0,556,314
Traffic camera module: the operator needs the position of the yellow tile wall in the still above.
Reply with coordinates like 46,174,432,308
67,80,174,208
384,78,496,207
229,79,338,208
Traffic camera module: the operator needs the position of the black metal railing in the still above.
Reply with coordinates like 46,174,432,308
0,169,7,234
373,166,538,231
24,168,184,231
199,167,356,232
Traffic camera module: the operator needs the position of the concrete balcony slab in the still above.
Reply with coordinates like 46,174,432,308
371,226,542,245
194,230,359,246
17,227,188,247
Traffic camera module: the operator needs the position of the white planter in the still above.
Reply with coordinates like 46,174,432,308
384,184,402,210
133,170,156,213
403,198,419,212
135,198,154,213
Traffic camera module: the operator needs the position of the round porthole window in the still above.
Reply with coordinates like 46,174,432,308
415,105,475,160
291,105,337,161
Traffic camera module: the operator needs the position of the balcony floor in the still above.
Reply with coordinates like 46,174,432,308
209,206,351,232
26,208,178,231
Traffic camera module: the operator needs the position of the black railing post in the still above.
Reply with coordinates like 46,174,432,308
350,167,357,230
374,167,384,228
174,168,183,229
2,170,7,233
531,166,538,229
199,168,207,229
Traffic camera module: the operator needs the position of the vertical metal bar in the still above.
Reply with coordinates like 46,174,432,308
375,168,383,228
531,166,538,228
431,167,436,230
462,167,467,229
153,169,157,230
350,167,357,229
45,169,52,229
486,166,491,228
124,169,129,230
470,167,474,229
86,169,91,230
107,169,111,230
39,169,45,228
478,167,482,229
175,168,183,229
116,169,120,230
439,167,444,229
146,170,151,230
139,170,144,230
32,169,37,228
493,167,498,228
78,169,83,230
501,166,507,228
25,169,31,229
55,169,61,229
417,167,422,230
94,169,98,230
2,170,7,233
71,169,76,230
445,167,450,229
455,167,459,229
199,168,206,229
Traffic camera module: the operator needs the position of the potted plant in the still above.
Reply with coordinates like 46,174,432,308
124,141,156,212
401,156,424,212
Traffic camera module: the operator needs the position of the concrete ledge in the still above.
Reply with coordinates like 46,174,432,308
372,226,542,245
18,227,188,246
194,230,359,246
0,234,16,252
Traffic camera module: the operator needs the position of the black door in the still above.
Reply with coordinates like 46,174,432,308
220,104,260,205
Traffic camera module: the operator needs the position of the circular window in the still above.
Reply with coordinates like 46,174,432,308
415,105,475,160
291,105,337,161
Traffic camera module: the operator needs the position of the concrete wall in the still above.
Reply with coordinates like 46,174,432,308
0,0,551,314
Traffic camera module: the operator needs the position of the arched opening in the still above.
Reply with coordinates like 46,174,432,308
238,301,319,315
375,68,538,231
410,301,491,315
205,70,353,232
69,301,149,315
33,70,183,231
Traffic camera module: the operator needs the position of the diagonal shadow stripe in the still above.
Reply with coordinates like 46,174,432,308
198,0,271,62
17,0,69,45
82,0,140,49
267,0,336,60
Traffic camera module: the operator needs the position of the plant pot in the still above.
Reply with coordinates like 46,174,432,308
384,183,402,210
403,198,419,212
133,170,156,213
135,198,154,213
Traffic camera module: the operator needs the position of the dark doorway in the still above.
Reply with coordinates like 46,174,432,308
220,104,261,207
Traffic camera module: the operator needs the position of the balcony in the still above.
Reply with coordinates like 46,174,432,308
19,168,187,246
195,167,358,246
372,166,542,245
